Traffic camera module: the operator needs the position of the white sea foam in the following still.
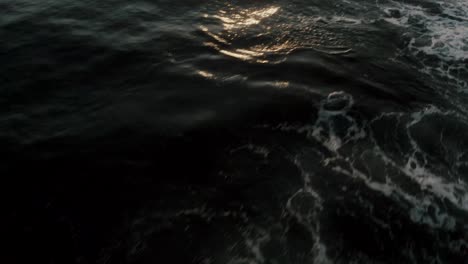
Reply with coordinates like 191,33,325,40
384,0,468,61
379,0,468,112
279,92,468,230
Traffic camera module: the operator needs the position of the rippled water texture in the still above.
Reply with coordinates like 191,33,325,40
1,0,467,263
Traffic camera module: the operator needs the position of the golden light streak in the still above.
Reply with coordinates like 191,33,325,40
200,6,298,64
213,6,280,30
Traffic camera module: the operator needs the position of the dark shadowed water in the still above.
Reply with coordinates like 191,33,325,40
1,0,467,263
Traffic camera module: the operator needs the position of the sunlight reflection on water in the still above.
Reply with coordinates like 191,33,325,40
199,4,352,65
200,5,296,63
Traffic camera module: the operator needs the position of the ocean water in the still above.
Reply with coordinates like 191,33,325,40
1,0,467,263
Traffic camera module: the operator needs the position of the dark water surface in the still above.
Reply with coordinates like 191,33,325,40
2,0,467,263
